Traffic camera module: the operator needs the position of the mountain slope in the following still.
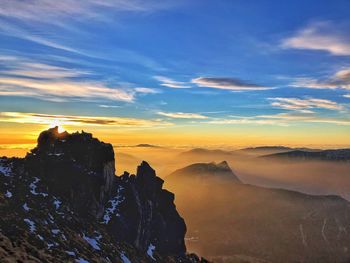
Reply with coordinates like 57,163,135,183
262,149,350,162
0,127,208,263
165,162,350,263
167,161,241,183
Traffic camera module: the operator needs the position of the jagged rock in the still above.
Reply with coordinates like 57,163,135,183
0,128,204,263
111,161,186,255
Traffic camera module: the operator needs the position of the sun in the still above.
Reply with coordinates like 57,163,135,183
48,120,66,133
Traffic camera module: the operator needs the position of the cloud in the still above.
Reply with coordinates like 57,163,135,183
0,77,135,102
0,57,156,102
98,105,121,108
0,0,174,22
281,21,350,55
134,87,160,94
191,77,271,91
344,94,350,99
290,68,350,90
269,97,344,111
154,76,190,89
157,111,208,119
206,112,350,126
0,112,173,128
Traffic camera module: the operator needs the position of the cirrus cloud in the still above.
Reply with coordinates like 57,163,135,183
191,77,271,91
269,97,344,111
157,111,208,119
0,112,173,128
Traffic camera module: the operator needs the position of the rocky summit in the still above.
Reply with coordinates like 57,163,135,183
0,127,208,263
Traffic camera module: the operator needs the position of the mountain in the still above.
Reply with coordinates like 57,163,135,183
0,127,208,263
261,149,350,162
135,144,161,148
167,161,241,183
233,146,294,156
165,162,350,263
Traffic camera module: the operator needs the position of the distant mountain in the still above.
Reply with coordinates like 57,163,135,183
180,146,323,160
262,149,350,162
135,144,161,148
167,161,241,183
0,127,208,263
165,162,350,263
179,148,233,157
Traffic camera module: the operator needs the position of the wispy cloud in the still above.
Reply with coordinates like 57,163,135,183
206,112,350,126
98,105,121,108
191,77,271,91
344,94,350,99
0,77,135,102
281,21,350,56
269,97,344,111
0,57,157,102
154,76,190,89
0,112,173,127
134,87,160,94
157,111,208,119
0,0,174,22
290,68,350,90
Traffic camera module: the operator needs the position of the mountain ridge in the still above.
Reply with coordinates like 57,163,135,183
0,127,209,263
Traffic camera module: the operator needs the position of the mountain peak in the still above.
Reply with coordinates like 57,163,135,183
168,161,241,183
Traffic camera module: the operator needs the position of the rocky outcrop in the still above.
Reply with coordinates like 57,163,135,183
112,161,186,255
0,127,207,262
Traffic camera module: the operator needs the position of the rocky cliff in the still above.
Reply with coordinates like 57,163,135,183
0,127,208,263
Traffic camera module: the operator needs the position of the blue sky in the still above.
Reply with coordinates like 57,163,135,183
0,0,350,147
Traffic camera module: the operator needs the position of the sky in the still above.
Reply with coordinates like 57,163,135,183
0,0,350,153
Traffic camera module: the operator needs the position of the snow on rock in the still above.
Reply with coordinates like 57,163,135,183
83,233,101,251
23,203,30,211
30,177,48,197
0,164,11,177
120,253,131,263
24,218,36,233
147,243,156,260
102,186,124,224
51,229,60,235
5,190,12,198
66,250,76,256
53,197,61,210
76,257,90,263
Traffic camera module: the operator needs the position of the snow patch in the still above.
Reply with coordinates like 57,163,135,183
83,233,101,251
53,197,61,209
24,218,36,233
76,258,90,263
102,186,124,224
23,203,30,211
147,243,156,260
66,250,76,256
51,229,60,235
0,164,11,177
120,253,131,263
30,177,48,197
37,234,44,241
5,190,12,198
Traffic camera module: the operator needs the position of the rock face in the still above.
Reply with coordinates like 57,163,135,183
112,162,186,255
0,127,207,263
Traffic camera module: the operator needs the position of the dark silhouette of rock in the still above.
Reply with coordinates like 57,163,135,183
0,128,206,262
